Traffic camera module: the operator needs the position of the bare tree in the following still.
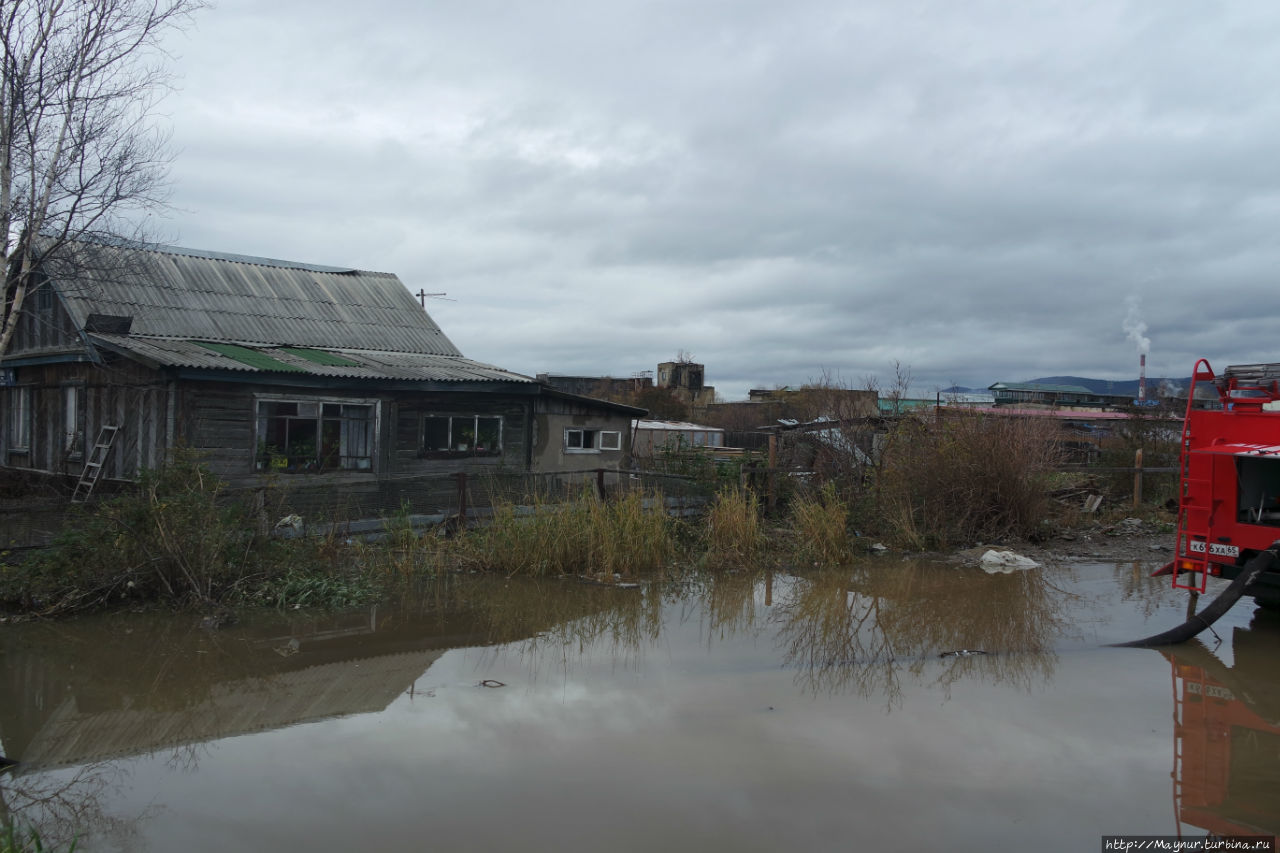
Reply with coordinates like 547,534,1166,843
1,0,204,353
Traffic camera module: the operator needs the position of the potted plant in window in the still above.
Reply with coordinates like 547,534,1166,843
456,425,474,452
288,440,317,471
257,441,282,471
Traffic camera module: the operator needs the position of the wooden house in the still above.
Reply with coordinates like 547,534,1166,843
0,239,641,514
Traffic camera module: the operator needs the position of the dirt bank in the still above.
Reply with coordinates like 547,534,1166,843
950,516,1175,568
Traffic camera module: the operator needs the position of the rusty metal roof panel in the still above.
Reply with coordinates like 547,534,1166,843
43,239,463,356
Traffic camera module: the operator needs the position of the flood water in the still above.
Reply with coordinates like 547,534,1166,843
2,556,1278,851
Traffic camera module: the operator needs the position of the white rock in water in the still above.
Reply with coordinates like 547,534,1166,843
979,549,1040,573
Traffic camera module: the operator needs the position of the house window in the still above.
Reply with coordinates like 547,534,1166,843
63,385,85,458
8,387,30,453
421,415,502,457
256,398,376,472
565,428,621,453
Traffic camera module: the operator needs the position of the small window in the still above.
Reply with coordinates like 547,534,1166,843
566,428,622,453
420,415,503,457
565,428,594,450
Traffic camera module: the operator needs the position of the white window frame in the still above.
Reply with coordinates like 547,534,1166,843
254,394,380,473
565,428,622,453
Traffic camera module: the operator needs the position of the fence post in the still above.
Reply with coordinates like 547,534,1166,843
768,434,778,514
1133,448,1144,508
596,468,606,499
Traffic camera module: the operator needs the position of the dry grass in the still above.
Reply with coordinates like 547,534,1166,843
703,487,766,568
790,483,851,567
457,488,673,577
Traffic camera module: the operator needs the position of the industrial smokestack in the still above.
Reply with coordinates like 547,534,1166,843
1139,353,1147,402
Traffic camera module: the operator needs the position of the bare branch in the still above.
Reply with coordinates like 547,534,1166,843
0,0,205,353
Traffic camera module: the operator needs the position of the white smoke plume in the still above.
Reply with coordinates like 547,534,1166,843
1123,295,1151,354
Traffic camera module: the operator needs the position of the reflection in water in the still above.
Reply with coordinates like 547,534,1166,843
0,761,142,851
1112,559,1188,619
1163,615,1280,839
773,560,1070,705
0,560,1180,849
0,577,651,843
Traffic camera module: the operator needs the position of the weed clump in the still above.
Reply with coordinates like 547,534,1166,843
458,488,673,577
703,487,765,568
789,483,851,567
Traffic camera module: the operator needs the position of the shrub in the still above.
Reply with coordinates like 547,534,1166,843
874,412,1060,549
0,448,376,615
2,449,262,612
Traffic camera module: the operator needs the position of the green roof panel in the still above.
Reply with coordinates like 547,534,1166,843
195,341,308,373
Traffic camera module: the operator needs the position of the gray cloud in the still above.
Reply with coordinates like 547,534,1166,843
156,0,1280,398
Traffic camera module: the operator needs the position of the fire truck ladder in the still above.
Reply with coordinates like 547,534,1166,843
1171,661,1186,841
1174,360,1216,593
71,425,119,503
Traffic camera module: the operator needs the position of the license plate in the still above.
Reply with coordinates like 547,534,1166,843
1189,541,1240,558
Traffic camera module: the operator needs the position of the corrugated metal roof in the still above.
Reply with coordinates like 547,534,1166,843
634,420,723,431
988,382,1096,394
89,335,535,383
41,238,464,355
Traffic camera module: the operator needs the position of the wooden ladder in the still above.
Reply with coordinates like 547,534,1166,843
72,425,120,503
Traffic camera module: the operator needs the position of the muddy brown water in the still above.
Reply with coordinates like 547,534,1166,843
2,557,1278,852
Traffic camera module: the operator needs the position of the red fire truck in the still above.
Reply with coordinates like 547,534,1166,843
1169,360,1280,608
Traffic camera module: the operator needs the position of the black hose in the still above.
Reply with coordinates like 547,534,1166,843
1111,542,1280,648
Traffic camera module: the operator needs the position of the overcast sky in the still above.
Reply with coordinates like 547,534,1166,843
153,0,1280,399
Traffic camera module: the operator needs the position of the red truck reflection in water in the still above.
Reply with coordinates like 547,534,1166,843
1164,623,1280,840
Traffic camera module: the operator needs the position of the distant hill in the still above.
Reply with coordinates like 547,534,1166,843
1026,375,1191,396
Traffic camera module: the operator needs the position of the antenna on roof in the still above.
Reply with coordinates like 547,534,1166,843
416,289,454,307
